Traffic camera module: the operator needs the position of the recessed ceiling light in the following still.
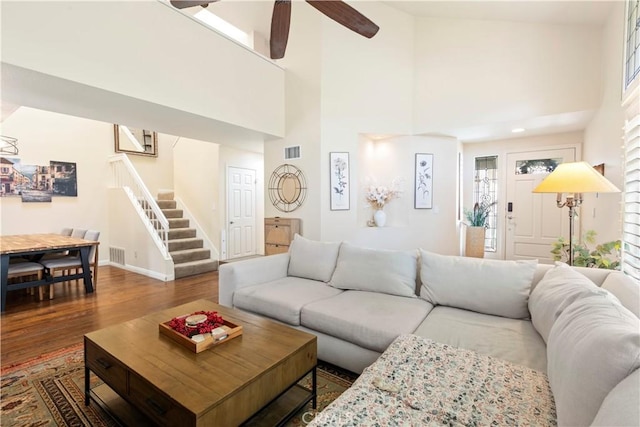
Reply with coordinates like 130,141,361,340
512,128,525,133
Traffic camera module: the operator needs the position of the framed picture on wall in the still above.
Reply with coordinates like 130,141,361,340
414,153,433,209
330,152,350,210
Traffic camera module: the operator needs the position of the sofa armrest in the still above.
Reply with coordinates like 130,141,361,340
218,253,290,307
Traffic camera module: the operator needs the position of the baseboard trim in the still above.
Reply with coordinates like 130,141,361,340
108,262,174,282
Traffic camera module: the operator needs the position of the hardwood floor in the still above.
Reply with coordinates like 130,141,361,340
0,265,218,367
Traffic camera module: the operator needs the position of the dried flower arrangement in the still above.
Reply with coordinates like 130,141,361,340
167,311,224,338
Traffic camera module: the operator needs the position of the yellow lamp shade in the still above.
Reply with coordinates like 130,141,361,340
532,161,620,194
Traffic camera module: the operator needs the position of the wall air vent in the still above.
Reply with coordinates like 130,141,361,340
109,247,125,265
284,146,301,160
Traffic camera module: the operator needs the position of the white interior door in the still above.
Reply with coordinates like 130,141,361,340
227,167,256,259
505,148,576,263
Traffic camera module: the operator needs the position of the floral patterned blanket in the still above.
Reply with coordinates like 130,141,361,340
309,334,556,426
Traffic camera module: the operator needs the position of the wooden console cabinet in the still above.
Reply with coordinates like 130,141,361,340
265,218,300,255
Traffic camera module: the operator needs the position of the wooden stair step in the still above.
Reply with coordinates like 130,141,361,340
174,260,218,279
170,248,211,264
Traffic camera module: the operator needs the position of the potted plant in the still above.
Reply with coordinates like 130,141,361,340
551,230,621,269
463,201,496,258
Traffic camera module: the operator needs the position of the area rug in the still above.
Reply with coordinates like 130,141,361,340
1,343,357,426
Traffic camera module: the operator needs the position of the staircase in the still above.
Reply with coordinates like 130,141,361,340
156,191,218,279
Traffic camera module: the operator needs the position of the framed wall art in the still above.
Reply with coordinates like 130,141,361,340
330,152,350,210
414,153,433,209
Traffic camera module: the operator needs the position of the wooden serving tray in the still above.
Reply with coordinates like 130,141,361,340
159,317,243,353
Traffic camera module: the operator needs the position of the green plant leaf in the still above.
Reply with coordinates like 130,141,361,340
549,229,620,270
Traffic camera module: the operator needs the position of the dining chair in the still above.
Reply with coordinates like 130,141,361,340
7,261,47,301
40,230,100,299
70,228,87,239
42,227,76,260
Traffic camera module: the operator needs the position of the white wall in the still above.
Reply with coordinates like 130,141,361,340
264,2,323,239
173,136,220,251
1,1,284,138
582,2,626,243
2,2,622,259
264,1,612,251
353,135,459,253
174,137,265,259
462,131,583,259
413,17,603,136
320,2,415,244
1,107,252,275
0,107,112,264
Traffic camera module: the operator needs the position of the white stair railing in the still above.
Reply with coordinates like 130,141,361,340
108,154,171,259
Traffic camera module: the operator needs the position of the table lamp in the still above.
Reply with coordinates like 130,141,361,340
532,161,620,265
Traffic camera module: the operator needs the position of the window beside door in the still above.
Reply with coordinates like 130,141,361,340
474,156,498,252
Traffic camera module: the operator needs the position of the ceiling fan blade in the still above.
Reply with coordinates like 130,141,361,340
306,0,379,39
169,1,218,9
270,0,292,60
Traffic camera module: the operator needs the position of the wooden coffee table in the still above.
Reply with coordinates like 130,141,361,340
84,300,317,426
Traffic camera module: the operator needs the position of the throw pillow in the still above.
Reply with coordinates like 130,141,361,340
528,262,600,343
547,291,640,427
419,250,537,319
287,234,341,282
329,243,418,297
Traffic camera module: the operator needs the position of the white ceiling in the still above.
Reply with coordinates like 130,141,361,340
382,1,614,26
2,1,616,145
194,0,615,143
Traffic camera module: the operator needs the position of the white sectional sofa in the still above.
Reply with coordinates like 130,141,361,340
219,235,640,426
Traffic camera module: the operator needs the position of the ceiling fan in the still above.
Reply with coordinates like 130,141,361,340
169,1,379,60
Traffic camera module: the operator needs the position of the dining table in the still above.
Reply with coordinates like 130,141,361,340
0,233,99,311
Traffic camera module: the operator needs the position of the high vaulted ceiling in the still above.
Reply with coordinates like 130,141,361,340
382,1,614,26
204,1,615,43
2,1,618,145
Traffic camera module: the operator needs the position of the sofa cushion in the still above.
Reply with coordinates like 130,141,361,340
233,277,343,326
288,234,341,282
419,250,537,319
547,291,640,427
591,369,640,427
329,243,418,297
602,271,640,318
528,262,600,343
301,291,433,352
413,306,547,372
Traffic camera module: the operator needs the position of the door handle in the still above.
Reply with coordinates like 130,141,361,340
230,221,234,224
507,216,515,220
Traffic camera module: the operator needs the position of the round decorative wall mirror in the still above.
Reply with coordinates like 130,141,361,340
268,164,307,212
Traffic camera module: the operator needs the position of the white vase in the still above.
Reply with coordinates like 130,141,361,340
373,210,387,227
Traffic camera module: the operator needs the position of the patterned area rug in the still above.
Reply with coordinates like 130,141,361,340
1,343,357,426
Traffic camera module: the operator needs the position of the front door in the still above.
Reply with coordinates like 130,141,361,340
227,167,256,259
505,148,576,263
